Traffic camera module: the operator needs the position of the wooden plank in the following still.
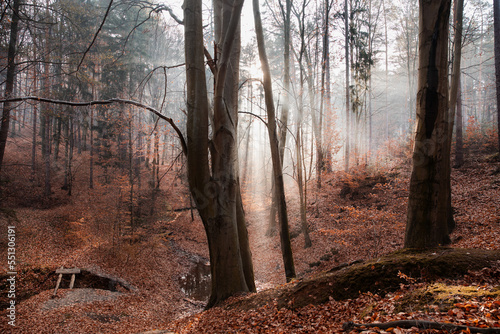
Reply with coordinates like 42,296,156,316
53,273,63,296
56,268,81,274
69,274,76,289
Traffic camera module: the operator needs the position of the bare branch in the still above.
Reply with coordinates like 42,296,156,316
238,111,267,126
157,5,183,25
0,96,187,156
75,0,114,73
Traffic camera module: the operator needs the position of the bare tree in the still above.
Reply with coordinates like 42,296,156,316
0,0,21,173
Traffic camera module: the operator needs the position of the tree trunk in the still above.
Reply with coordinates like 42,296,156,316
42,0,52,197
268,0,292,236
455,77,464,166
316,0,332,188
31,46,38,179
253,0,296,280
446,0,464,232
89,99,94,189
495,0,500,154
0,0,21,173
405,0,452,249
344,0,350,172
184,0,254,308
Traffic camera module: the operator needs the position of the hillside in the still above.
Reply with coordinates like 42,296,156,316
0,132,499,333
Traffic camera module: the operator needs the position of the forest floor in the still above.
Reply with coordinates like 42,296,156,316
0,134,499,333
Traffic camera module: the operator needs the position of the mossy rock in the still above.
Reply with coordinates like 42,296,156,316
228,248,500,310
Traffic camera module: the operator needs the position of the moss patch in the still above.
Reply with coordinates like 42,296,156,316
396,283,500,312
227,248,500,311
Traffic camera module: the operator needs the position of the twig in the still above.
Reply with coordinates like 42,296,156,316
75,0,114,73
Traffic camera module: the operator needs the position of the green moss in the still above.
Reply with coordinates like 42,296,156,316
396,283,500,312
228,248,500,311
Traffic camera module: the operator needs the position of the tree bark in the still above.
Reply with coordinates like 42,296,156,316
0,0,21,173
31,45,38,179
344,0,350,172
253,0,296,281
446,0,464,232
184,0,255,308
42,0,52,197
455,77,464,166
495,0,500,154
405,0,452,248
268,0,291,236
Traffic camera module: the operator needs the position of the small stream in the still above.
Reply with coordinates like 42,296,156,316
178,259,211,302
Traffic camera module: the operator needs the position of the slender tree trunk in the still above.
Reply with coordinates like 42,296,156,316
446,0,464,233
382,0,389,147
54,114,62,160
0,0,21,173
405,0,452,248
63,118,70,190
455,77,464,166
89,102,94,189
268,0,292,236
68,118,74,196
253,0,296,280
154,127,160,189
31,49,38,179
128,114,134,229
344,0,350,172
316,0,331,188
324,2,333,174
42,0,52,197
495,0,500,154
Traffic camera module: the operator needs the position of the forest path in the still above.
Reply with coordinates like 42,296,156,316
243,178,286,290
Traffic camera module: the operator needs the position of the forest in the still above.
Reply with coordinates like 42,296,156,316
0,0,499,332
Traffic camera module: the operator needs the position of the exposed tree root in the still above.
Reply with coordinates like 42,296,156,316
342,320,500,333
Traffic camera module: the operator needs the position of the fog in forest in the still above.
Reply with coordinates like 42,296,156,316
1,0,496,190
1,0,500,331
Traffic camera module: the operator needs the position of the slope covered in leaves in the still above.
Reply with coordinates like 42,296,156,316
0,133,499,333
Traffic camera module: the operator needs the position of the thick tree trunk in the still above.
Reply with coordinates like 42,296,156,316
0,0,21,173
184,0,254,308
253,0,296,281
405,0,452,248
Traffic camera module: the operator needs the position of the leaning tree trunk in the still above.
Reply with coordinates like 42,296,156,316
0,0,21,173
253,0,296,281
405,0,452,249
